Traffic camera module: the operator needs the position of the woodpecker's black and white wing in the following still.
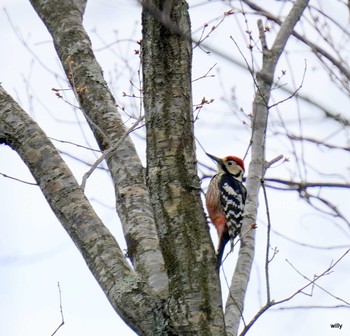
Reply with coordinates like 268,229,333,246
219,174,247,243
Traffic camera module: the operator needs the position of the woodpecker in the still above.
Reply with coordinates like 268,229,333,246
205,153,247,269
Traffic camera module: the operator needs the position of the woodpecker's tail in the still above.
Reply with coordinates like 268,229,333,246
216,230,230,270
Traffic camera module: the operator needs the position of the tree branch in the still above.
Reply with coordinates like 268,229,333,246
29,0,168,294
225,1,310,335
0,85,164,335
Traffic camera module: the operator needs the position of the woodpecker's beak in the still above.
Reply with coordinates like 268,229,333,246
206,152,222,164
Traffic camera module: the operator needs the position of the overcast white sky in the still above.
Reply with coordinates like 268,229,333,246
1,1,350,336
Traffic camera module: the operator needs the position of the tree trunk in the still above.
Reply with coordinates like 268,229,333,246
142,1,225,334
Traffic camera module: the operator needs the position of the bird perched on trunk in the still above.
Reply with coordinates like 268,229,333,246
205,153,247,269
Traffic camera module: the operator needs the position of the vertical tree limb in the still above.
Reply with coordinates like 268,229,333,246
224,1,310,335
142,1,225,334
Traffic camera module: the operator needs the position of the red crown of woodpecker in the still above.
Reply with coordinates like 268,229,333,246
225,156,245,171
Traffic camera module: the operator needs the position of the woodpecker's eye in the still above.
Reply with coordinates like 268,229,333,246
227,161,233,166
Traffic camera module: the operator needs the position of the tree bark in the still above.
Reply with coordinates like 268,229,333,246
142,1,225,334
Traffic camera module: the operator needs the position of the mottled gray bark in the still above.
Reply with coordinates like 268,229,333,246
29,0,168,295
142,1,225,334
224,1,310,335
0,85,164,335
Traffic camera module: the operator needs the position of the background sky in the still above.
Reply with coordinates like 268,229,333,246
1,1,350,335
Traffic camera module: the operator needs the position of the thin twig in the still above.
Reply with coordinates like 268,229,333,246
261,180,271,302
268,59,307,109
49,137,102,152
220,222,257,267
264,178,350,190
272,304,350,310
222,268,247,329
304,192,350,228
4,9,65,80
240,0,350,81
271,227,349,250
51,282,64,336
284,134,350,152
275,249,350,306
192,63,217,82
80,115,144,190
139,1,347,129
229,35,268,107
265,154,284,170
286,258,350,305
239,248,350,336
0,172,37,186
65,56,111,146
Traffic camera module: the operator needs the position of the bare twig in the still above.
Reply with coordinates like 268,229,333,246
139,1,348,129
264,178,350,190
273,304,350,310
286,259,350,305
261,180,272,302
271,227,349,250
80,115,144,189
49,137,102,152
303,192,350,229
65,56,111,146
222,268,247,330
4,9,65,80
51,282,64,336
241,0,350,81
220,222,257,267
265,154,284,170
284,134,350,152
239,302,274,336
192,63,217,82
229,35,268,107
193,10,234,51
0,172,37,186
268,59,307,109
239,248,350,336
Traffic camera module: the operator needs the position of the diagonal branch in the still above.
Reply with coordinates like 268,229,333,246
29,0,168,294
0,85,164,335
